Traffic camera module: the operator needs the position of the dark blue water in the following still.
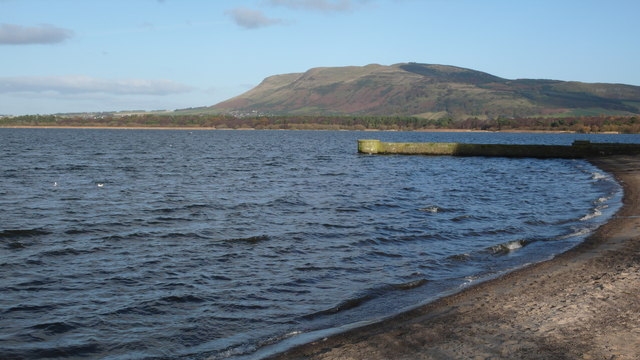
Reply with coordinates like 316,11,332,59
1,129,635,359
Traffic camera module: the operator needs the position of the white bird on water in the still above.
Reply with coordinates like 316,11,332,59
97,183,104,188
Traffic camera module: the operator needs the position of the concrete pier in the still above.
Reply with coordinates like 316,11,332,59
358,139,640,158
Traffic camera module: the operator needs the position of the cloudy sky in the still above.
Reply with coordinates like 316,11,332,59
1,0,639,115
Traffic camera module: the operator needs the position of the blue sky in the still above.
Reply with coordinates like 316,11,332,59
1,0,639,115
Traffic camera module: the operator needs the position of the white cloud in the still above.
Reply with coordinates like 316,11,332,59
0,23,74,45
226,1,371,29
227,7,285,29
0,75,193,95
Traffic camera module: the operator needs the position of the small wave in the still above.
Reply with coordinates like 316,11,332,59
335,207,359,213
419,206,440,213
321,223,358,229
302,295,375,320
447,253,471,262
40,247,93,257
5,303,57,314
30,321,77,335
64,228,95,235
303,279,428,320
580,208,602,221
451,215,470,222
524,218,551,226
226,303,270,311
357,233,449,246
208,274,232,281
0,228,50,239
15,342,101,359
153,216,187,222
591,172,608,180
268,196,308,207
185,203,211,210
557,227,593,240
296,263,345,273
161,232,211,240
55,164,89,172
390,278,429,291
6,241,26,249
229,235,270,244
160,294,206,304
366,202,402,210
16,278,54,288
100,231,151,241
489,239,527,254
368,250,403,258
114,304,167,316
267,286,312,295
107,276,139,286
112,293,207,318
151,207,177,214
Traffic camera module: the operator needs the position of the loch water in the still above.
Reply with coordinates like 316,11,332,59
1,129,636,359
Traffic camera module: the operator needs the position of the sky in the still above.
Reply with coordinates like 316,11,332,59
1,0,639,115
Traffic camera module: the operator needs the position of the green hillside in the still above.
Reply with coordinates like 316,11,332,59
209,63,640,120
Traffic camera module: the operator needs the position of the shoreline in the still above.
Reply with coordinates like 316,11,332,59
1,125,583,133
0,125,221,130
267,155,640,359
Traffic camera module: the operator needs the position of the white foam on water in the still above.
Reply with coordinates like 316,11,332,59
504,240,523,250
490,239,525,254
580,208,602,221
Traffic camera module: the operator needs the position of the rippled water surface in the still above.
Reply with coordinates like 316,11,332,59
1,129,636,359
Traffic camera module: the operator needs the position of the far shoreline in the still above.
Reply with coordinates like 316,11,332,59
0,125,588,134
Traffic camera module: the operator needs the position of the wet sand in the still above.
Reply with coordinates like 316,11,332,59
269,155,640,360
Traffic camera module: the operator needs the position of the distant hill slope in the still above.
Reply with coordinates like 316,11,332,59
209,63,640,119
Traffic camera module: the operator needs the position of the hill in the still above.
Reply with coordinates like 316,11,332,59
209,63,640,119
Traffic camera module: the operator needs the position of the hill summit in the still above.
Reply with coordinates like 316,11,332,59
211,63,640,119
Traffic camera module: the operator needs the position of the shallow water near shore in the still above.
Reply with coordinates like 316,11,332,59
1,129,638,359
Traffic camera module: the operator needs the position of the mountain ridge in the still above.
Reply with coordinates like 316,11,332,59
210,63,640,119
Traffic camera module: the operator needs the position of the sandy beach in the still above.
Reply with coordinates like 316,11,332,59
269,155,640,360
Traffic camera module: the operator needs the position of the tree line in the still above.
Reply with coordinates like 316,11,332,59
2,113,640,133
